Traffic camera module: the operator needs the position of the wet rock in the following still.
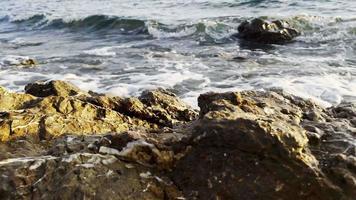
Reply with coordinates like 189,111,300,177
19,58,37,67
330,102,356,119
2,56,38,68
234,18,300,44
300,102,356,199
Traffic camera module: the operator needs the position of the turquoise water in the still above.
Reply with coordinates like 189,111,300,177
0,0,355,106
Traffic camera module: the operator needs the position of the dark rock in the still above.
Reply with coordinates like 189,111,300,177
0,149,182,199
171,90,354,199
234,18,300,44
173,91,341,200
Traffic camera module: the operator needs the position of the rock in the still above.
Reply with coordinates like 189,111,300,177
173,91,343,200
300,102,356,199
19,58,37,67
0,150,182,199
82,88,198,128
0,82,196,142
0,131,186,199
137,88,198,126
25,80,83,97
330,102,356,119
234,18,300,44
0,81,355,200
170,90,354,200
94,88,199,128
0,86,35,110
2,56,38,68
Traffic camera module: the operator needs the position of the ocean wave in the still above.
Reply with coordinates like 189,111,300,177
2,14,355,43
147,20,237,42
11,14,148,34
3,14,239,41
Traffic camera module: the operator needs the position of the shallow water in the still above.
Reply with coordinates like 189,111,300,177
0,0,355,107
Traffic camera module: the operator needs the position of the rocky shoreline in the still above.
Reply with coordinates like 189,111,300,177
0,80,355,199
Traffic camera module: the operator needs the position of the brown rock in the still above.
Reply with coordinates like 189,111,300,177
0,81,354,200
138,88,198,126
172,90,353,200
25,80,83,97
0,86,35,110
0,81,196,142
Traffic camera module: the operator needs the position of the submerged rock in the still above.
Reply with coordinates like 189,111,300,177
234,18,300,44
0,80,354,200
19,58,37,67
2,56,38,68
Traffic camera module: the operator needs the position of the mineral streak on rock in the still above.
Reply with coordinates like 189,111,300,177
0,81,354,200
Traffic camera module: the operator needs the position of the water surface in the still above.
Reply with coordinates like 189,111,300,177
0,0,355,106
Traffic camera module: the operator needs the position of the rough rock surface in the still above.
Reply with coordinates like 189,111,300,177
173,91,355,200
0,81,354,200
0,81,197,142
25,80,83,97
234,18,300,44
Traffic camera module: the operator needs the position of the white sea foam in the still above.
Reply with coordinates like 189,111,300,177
148,22,197,38
196,73,356,108
83,47,116,57
8,37,43,47
1,54,355,110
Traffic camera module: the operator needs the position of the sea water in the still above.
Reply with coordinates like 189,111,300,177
0,0,355,107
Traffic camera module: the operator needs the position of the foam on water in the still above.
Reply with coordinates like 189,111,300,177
0,55,33,67
8,37,43,47
83,47,116,57
148,24,197,39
